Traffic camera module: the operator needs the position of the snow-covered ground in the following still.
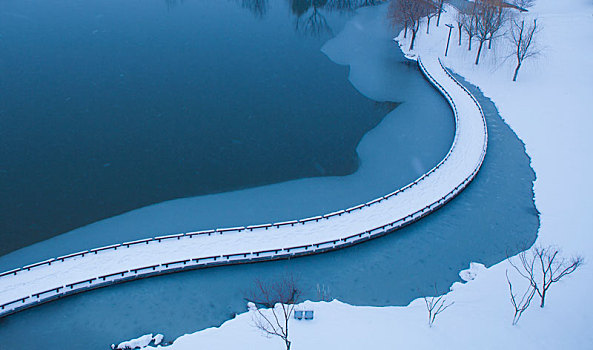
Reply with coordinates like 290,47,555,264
136,0,592,349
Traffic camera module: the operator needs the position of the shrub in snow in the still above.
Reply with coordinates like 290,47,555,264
246,276,301,350
508,245,583,308
506,269,536,325
423,284,454,327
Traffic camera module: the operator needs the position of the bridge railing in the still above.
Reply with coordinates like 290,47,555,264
438,58,489,151
0,62,461,281
0,57,488,318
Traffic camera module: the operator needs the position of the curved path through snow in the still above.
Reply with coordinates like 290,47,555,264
0,57,487,317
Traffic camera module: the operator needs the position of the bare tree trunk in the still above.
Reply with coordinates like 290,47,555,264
427,16,431,34
423,284,454,327
409,29,417,50
458,24,462,45
475,40,484,64
468,36,472,50
506,270,535,325
284,309,291,350
513,63,521,81
436,0,444,26
248,276,301,350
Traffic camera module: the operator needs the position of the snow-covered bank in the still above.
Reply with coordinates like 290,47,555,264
145,258,588,349
141,1,593,349
396,0,593,263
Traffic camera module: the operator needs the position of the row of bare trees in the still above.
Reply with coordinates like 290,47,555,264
468,0,506,64
389,0,539,81
388,0,439,50
245,244,582,349
422,243,582,328
388,0,512,61
456,0,539,79
457,0,540,80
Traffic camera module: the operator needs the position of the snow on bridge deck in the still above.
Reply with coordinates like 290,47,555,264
0,57,488,317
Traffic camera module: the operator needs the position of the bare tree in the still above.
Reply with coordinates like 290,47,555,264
389,0,431,50
435,0,445,26
389,0,412,47
508,245,583,308
473,0,507,64
402,18,410,39
461,3,478,51
508,17,539,81
424,1,439,34
506,270,535,325
487,2,507,49
455,10,464,46
247,276,301,350
423,284,454,327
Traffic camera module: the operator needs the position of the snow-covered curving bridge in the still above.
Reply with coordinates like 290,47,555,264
0,57,488,318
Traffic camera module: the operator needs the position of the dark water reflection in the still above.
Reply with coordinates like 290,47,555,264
0,0,389,255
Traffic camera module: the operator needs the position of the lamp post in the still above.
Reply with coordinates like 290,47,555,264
445,24,454,57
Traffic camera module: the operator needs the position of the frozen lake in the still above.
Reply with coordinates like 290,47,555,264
0,1,538,349
0,0,420,255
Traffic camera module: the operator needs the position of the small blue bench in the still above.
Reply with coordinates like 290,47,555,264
294,310,314,320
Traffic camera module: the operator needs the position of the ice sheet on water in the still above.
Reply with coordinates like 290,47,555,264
459,262,486,282
0,4,454,272
113,333,164,349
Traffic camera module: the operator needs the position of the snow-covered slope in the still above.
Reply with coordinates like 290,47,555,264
139,0,593,349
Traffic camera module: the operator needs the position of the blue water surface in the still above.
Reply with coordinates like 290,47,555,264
0,2,538,349
0,0,398,255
